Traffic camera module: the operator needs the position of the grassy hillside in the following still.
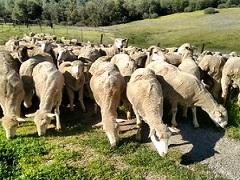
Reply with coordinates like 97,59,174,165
109,8,240,53
1,8,240,53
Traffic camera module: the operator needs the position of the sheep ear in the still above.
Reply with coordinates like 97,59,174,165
47,113,55,118
148,128,156,138
17,117,26,122
25,112,36,118
159,67,169,76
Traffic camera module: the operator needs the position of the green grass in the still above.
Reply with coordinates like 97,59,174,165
0,119,223,179
226,98,240,139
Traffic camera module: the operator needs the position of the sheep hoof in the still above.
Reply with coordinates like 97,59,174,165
171,123,178,127
194,124,200,128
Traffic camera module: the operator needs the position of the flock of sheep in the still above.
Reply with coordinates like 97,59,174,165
0,32,239,157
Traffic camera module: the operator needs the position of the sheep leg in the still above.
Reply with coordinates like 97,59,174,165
171,103,178,127
55,106,61,130
0,103,5,115
192,107,199,128
94,103,99,114
132,106,142,141
66,87,75,111
182,106,188,118
221,76,231,105
78,87,86,112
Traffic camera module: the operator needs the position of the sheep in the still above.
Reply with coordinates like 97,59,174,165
56,47,78,66
0,51,25,139
19,57,54,108
101,38,127,57
77,45,104,62
16,40,57,65
147,61,228,129
127,68,174,156
26,61,64,136
59,60,86,112
89,56,126,147
129,51,148,68
177,50,201,127
197,54,226,102
111,53,137,78
160,43,194,66
110,53,137,120
221,57,240,105
145,46,166,67
177,43,193,55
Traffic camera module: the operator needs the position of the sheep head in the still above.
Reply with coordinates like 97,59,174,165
29,111,55,136
114,38,127,49
208,105,228,128
1,116,25,139
149,124,178,157
148,46,166,62
71,60,84,80
103,122,119,147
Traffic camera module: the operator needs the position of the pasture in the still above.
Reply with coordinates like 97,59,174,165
1,8,240,179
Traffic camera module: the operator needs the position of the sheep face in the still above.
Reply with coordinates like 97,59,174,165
114,38,126,49
1,116,19,139
208,105,228,128
40,41,52,53
17,46,28,62
57,48,68,62
71,61,84,80
104,123,119,147
149,124,171,157
149,47,166,62
33,112,55,136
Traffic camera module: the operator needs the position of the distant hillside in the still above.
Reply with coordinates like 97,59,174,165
108,8,240,53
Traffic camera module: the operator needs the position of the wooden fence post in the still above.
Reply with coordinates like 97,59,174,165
100,33,103,44
201,43,205,53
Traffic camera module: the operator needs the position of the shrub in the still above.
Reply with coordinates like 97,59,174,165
150,13,159,19
204,7,219,14
184,6,193,12
142,13,149,19
217,3,229,9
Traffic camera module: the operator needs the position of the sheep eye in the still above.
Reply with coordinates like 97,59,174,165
154,133,160,141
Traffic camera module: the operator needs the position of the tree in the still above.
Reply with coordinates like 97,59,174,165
12,0,42,25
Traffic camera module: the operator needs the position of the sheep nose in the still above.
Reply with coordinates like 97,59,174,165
159,151,167,157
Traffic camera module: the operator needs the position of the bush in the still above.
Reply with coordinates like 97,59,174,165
142,13,149,19
204,7,219,14
217,3,229,9
184,6,193,12
149,13,159,19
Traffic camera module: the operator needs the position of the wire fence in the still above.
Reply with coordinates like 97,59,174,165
0,22,115,45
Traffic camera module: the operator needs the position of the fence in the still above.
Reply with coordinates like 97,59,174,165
0,23,115,45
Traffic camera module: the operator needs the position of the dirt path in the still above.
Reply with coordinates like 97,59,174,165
169,122,240,180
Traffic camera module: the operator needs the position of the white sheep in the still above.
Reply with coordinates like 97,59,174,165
127,68,174,156
101,38,127,57
221,57,240,105
178,50,201,126
147,61,228,128
59,60,86,112
197,54,226,102
89,57,126,147
0,51,25,139
26,61,64,136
